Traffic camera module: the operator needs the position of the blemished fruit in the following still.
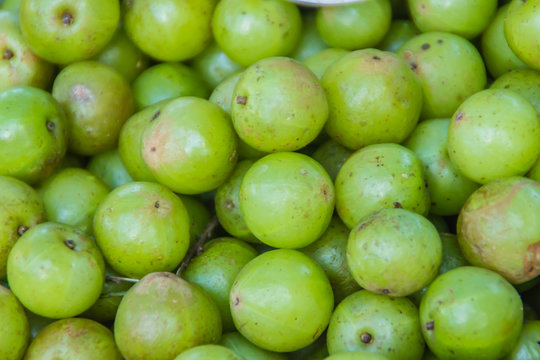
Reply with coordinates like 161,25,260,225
0,285,29,360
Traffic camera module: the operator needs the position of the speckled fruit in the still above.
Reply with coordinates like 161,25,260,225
327,290,424,359
404,118,479,215
7,222,105,318
175,345,242,360
505,321,540,360
178,195,212,246
19,0,119,64
114,272,222,360
215,160,258,243
93,182,190,278
183,237,258,331
312,140,352,182
124,0,214,62
24,318,122,360
141,97,238,194
398,32,486,119
132,62,210,110
490,69,540,114
0,86,67,184
87,149,133,189
191,41,244,89
0,176,44,279
0,11,54,92
316,0,391,50
347,208,442,296
212,0,301,66
52,61,135,155
220,332,287,360
408,0,497,39
0,285,29,360
505,0,540,71
230,249,334,352
457,177,540,284
289,12,328,62
300,216,361,303
377,20,420,53
239,152,335,248
420,267,523,359
447,89,540,184
232,57,328,152
335,143,430,229
322,49,422,150
481,4,528,79
303,48,350,79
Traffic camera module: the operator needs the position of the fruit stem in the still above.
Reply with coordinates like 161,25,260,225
105,275,139,284
99,291,128,299
176,216,219,276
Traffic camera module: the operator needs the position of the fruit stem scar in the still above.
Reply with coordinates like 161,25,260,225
151,111,160,121
61,12,74,26
360,332,373,344
46,121,55,131
154,201,160,208
426,321,435,330
393,202,403,208
17,225,29,236
64,239,76,250
2,49,13,60
236,96,247,105
234,296,240,306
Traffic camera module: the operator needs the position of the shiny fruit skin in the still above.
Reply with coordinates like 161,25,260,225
219,332,287,360
505,321,540,360
303,48,350,80
87,149,133,189
0,285,29,360
191,41,244,89
490,69,540,115
505,0,540,71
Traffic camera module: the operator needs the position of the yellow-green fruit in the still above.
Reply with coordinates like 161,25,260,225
0,285,29,360
505,0,540,71
174,345,242,360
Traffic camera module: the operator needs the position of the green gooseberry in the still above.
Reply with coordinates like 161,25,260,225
490,69,540,114
303,48,350,80
505,0,540,71
312,140,352,182
178,195,212,246
529,158,540,182
220,332,287,360
191,41,244,89
25,310,54,340
87,149,133,189
377,20,421,53
289,11,328,62
505,321,540,360
325,353,389,360
0,285,29,360
174,345,242,360
426,214,449,233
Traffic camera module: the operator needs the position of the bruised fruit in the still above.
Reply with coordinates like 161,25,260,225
0,285,29,360
174,345,242,360
114,272,222,360
220,332,287,360
230,249,334,352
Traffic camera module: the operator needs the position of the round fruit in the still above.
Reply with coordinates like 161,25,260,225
327,290,424,360
191,41,244,89
24,318,122,360
0,86,67,184
114,272,222,360
505,321,540,360
124,0,214,62
230,249,334,352
19,0,119,64
52,61,135,156
530,159,540,182
457,177,540,284
490,69,540,114
212,0,301,66
398,32,486,119
87,149,133,189
0,285,29,360
178,195,212,246
220,332,287,360
420,267,523,359
174,345,242,360
322,49,423,150
316,0,391,50
335,143,430,229
231,57,328,152
7,222,105,318
505,0,540,71
141,97,238,194
93,182,190,278
325,353,390,360
377,20,420,53
312,140,353,182
303,48,350,80
239,152,335,248
447,89,540,184
289,12,328,62
347,208,442,297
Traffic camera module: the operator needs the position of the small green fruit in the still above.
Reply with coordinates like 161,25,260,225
377,20,420,53
174,345,242,360
505,0,540,71
0,285,29,360
505,321,540,360
87,149,133,189
303,48,350,80
490,69,540,114
220,332,287,360
191,41,244,89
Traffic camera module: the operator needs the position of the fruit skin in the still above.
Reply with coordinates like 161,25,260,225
289,12,328,62
447,89,540,184
24,318,122,360
87,149,133,189
178,195,212,246
0,176,44,279
0,11,54,92
457,177,540,284
420,267,523,359
490,69,540,115
408,0,497,39
19,0,119,64
347,208,442,297
0,285,29,360
212,0,301,67
230,249,334,352
219,332,287,360
505,0,540,71
52,61,135,156
191,41,244,89
335,143,430,229
505,321,540,360
124,0,214,62
398,32,487,120
325,353,389,360
0,86,67,184
114,272,222,360
529,158,540,182
404,118,479,216
7,222,105,318
239,152,335,248
93,182,190,278
39,168,110,235
141,97,238,195
377,20,420,53
312,140,352,182
215,160,258,243
321,49,423,150
316,0,391,50
303,48,350,80
327,290,425,360
174,345,242,360
231,57,328,153
132,62,210,110
183,237,258,331
481,4,528,79
300,216,361,303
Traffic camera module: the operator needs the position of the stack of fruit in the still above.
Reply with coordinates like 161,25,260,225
0,0,539,359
